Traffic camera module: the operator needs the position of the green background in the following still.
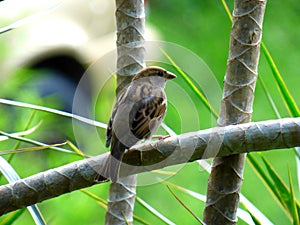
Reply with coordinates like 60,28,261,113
0,0,299,224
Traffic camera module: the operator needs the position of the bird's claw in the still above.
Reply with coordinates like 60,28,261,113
152,135,171,140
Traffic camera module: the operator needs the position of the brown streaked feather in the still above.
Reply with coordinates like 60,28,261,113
105,90,127,148
105,117,113,148
130,95,166,140
96,132,127,182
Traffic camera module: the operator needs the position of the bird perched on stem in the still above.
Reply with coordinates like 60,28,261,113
95,66,176,182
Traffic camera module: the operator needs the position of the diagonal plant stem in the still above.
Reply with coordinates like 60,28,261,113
203,0,267,224
0,117,299,216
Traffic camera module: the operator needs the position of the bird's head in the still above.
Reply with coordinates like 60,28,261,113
132,66,177,81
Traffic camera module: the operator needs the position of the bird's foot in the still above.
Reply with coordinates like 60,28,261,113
152,135,171,140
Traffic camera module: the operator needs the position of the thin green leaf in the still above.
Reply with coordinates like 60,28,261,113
258,76,281,118
247,154,281,200
166,181,270,225
248,154,295,217
27,206,47,225
161,122,177,136
0,98,107,129
196,160,212,173
257,43,300,218
288,167,299,225
0,143,67,155
0,114,87,225
0,209,26,225
0,156,21,183
2,132,90,157
0,121,41,142
221,0,300,117
132,214,151,225
261,43,300,117
239,194,274,225
132,215,151,225
66,140,89,158
164,181,206,202
151,170,176,176
0,131,77,155
80,189,107,205
1,112,37,179
247,154,290,214
295,147,300,159
136,196,176,225
12,111,37,150
121,211,131,225
81,190,151,225
0,157,47,225
166,185,205,224
160,48,219,119
244,208,262,225
221,0,233,21
261,155,300,218
0,2,60,34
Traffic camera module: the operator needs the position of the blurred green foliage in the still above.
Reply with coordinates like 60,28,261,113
0,0,299,224
147,1,299,224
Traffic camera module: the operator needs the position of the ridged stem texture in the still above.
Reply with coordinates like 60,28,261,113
0,117,299,215
105,0,145,224
203,1,267,224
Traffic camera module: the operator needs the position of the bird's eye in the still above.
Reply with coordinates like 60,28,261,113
157,71,164,77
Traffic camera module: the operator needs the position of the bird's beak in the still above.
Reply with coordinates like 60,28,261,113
166,72,177,80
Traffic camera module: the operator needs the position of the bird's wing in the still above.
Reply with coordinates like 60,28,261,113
130,95,167,140
105,117,114,148
105,90,127,148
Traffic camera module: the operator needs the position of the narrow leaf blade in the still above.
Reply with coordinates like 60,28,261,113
166,185,205,224
288,168,299,225
261,155,300,217
160,48,219,118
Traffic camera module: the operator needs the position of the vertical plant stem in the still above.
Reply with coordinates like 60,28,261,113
105,0,145,224
203,1,267,224
115,0,146,96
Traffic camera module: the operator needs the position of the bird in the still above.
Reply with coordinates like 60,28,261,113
95,66,176,183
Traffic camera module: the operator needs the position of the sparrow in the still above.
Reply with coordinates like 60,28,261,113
95,66,176,182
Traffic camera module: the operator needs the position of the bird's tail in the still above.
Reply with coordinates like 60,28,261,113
95,140,126,183
94,155,123,183
94,156,112,182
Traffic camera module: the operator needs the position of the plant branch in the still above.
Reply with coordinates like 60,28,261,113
0,117,299,215
105,0,146,224
203,0,267,224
